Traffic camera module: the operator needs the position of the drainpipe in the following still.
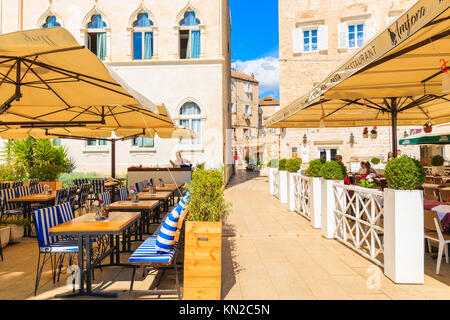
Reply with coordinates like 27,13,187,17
18,0,23,31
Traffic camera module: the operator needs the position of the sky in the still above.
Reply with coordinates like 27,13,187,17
230,0,279,99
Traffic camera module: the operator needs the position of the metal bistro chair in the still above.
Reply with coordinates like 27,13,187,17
90,179,105,207
33,204,78,296
29,179,39,193
54,188,69,206
0,199,4,261
424,186,440,201
67,186,78,209
12,181,23,188
98,191,112,206
434,176,445,185
73,178,89,188
117,187,129,201
438,188,450,203
74,183,90,215
424,210,450,274
425,176,434,184
135,181,145,192
0,189,24,219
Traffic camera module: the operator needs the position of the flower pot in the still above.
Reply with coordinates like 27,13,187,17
9,224,24,243
370,133,377,139
423,126,432,133
384,188,424,284
39,181,62,191
183,220,222,300
278,170,288,204
362,133,369,139
268,168,278,196
321,179,344,239
0,225,11,248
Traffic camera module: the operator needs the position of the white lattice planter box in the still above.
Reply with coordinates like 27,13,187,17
384,189,424,284
274,170,280,199
309,177,322,229
288,172,297,211
321,179,344,239
278,170,288,204
269,168,278,196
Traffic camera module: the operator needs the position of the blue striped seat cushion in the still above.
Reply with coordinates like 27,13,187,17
40,239,79,253
155,205,183,253
129,236,175,263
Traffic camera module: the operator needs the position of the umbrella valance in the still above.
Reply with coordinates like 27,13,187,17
400,124,450,145
266,0,450,129
0,27,173,133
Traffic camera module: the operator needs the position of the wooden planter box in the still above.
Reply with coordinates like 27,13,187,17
39,181,62,191
183,220,222,300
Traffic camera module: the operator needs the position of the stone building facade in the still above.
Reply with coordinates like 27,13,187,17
0,0,233,181
231,70,260,167
277,0,447,169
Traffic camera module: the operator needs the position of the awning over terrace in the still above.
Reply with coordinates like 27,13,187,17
265,0,450,153
0,27,174,139
400,124,450,145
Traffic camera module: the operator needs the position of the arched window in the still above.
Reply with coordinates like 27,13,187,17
132,13,154,60
179,11,200,59
87,14,107,61
42,16,61,28
179,102,201,145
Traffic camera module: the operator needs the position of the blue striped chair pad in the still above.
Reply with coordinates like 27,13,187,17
129,237,175,263
40,239,79,253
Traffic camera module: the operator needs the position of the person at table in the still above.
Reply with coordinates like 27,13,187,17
170,151,192,168
336,155,343,163
356,161,369,175
386,152,394,162
365,161,377,175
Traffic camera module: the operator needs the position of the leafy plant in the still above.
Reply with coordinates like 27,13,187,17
0,162,27,181
286,158,302,173
278,159,288,171
431,155,445,166
185,168,231,222
359,178,376,189
268,159,279,168
320,161,345,180
371,157,381,165
384,156,426,190
371,126,378,134
0,218,31,227
338,161,347,178
305,159,324,177
196,162,205,170
363,127,369,134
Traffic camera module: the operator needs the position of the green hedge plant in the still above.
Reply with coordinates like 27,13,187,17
371,157,381,165
384,156,425,190
286,158,302,173
185,168,231,222
321,161,346,180
268,159,279,168
1,218,31,227
431,155,445,166
278,159,288,171
305,159,324,177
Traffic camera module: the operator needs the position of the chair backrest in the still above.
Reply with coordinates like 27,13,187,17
67,186,78,204
135,181,144,192
424,210,444,232
34,184,45,194
14,186,30,198
425,176,434,184
438,188,450,203
0,188,16,210
91,179,105,194
0,182,10,189
34,206,60,248
78,183,90,205
117,187,128,201
73,178,89,187
55,188,69,206
56,202,74,224
423,187,439,201
98,191,111,206
434,177,444,185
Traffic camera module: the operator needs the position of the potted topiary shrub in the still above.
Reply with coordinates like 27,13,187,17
320,161,345,239
268,159,279,196
2,219,30,243
363,127,369,138
371,157,381,165
430,155,445,176
305,159,326,229
278,159,289,204
370,126,378,139
183,168,231,300
383,156,426,284
287,158,302,212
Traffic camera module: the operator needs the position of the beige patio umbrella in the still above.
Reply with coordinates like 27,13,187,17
265,0,450,154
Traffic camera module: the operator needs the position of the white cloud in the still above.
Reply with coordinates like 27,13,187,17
234,55,279,97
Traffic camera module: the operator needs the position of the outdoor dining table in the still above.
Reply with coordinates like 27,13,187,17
49,211,141,298
143,183,184,206
9,193,56,237
128,191,172,212
423,200,450,229
109,200,159,234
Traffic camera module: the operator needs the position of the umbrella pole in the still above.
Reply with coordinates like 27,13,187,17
391,98,398,156
111,139,116,178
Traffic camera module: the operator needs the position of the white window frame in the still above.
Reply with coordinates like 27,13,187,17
178,115,202,147
293,24,328,54
244,105,252,116
232,103,237,114
302,26,319,53
347,22,365,49
339,18,375,51
132,26,156,61
83,138,109,153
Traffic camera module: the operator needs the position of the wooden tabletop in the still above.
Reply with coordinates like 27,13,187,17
105,181,120,187
109,200,159,211
49,211,140,234
423,183,446,189
128,191,172,201
10,193,56,203
143,183,184,193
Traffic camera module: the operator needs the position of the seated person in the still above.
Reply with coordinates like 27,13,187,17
365,161,377,175
170,151,192,168
357,161,368,175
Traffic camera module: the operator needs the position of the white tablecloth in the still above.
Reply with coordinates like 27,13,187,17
431,205,450,221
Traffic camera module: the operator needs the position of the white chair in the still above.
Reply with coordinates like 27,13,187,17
424,210,450,274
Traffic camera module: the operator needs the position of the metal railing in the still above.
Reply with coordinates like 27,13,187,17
332,183,384,267
293,174,311,220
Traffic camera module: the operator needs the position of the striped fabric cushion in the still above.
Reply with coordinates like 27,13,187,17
91,179,105,194
56,202,74,224
98,191,111,205
129,236,175,263
135,181,144,192
34,184,44,194
34,206,60,247
0,188,17,210
117,187,128,201
14,186,30,198
155,205,183,253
